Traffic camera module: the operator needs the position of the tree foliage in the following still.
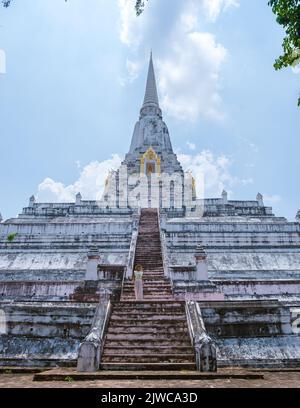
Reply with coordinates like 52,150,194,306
6,233,17,242
135,0,148,16
2,0,147,15
268,0,300,105
2,0,11,7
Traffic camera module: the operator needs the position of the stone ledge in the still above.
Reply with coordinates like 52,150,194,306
0,367,45,374
33,367,264,381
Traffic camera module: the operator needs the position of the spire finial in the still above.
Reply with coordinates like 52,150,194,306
142,52,159,108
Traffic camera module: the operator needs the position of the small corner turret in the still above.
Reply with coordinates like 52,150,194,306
222,190,228,205
29,195,36,207
256,193,264,207
76,192,82,206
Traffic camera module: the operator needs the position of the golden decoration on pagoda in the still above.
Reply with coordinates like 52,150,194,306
140,147,161,175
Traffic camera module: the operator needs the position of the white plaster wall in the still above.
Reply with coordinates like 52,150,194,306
170,252,300,271
0,253,86,270
0,220,132,236
215,280,300,297
0,252,128,271
209,252,300,271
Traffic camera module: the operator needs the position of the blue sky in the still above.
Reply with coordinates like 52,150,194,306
0,0,299,220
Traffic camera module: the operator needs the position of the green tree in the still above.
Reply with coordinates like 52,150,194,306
135,0,148,16
2,0,147,14
7,233,17,242
269,0,300,105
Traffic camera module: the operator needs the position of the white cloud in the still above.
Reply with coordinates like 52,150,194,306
263,194,282,205
118,0,239,47
240,178,254,186
119,58,143,86
292,65,300,74
202,0,239,22
117,0,237,121
158,32,227,120
118,0,143,48
178,149,245,197
37,150,254,203
0,49,6,74
37,155,122,202
186,141,196,151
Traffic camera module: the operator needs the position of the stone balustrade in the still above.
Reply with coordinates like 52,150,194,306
77,299,112,372
185,300,217,372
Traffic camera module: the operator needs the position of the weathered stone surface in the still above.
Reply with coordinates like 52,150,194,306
0,302,96,367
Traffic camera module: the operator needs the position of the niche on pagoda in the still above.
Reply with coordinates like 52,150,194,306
140,147,161,176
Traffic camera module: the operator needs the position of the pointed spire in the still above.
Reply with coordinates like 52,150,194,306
143,52,159,108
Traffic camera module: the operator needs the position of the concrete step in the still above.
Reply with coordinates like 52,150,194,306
121,294,174,297
124,282,170,286
112,303,184,310
121,293,173,297
121,298,176,302
112,307,184,313
107,327,189,335
122,286,170,290
122,285,170,288
122,284,170,287
100,363,196,371
108,323,188,330
105,338,191,346
109,319,187,326
122,286,171,290
101,354,195,363
121,298,175,302
122,287,171,290
35,368,267,380
114,309,182,319
103,346,193,354
113,299,185,302
111,313,185,320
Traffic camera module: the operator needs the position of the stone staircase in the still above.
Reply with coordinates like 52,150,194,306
100,209,195,371
122,208,173,301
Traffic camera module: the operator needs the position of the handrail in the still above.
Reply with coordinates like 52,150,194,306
185,300,217,372
98,300,112,346
158,209,171,283
122,208,141,290
77,298,112,372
